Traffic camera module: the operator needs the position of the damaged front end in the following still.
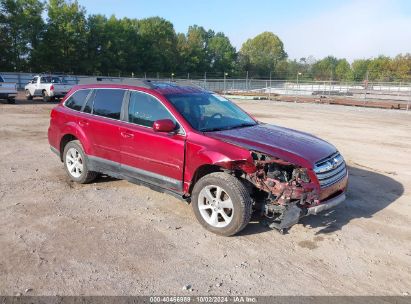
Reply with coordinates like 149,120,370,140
243,151,320,233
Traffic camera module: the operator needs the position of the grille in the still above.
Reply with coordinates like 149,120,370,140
314,152,347,188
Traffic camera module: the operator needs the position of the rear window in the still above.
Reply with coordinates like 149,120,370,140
92,89,125,120
41,76,61,83
65,89,91,111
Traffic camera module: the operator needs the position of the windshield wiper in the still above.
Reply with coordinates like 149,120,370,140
200,127,225,132
201,123,256,132
223,123,256,130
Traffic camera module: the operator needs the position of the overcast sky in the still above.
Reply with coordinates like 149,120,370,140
79,0,411,61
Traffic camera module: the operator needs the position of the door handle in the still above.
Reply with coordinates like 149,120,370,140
79,120,89,127
120,131,134,138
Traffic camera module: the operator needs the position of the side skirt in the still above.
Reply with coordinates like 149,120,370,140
87,155,188,203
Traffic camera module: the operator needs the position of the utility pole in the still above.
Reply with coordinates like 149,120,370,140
295,72,302,102
269,71,272,100
224,72,228,93
204,72,207,89
364,70,369,102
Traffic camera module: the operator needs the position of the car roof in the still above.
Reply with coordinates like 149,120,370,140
72,81,208,96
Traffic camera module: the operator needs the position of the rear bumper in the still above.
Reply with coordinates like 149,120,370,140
307,192,346,215
0,92,17,99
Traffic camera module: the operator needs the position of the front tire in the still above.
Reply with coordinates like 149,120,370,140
63,140,97,184
192,172,252,236
25,90,33,100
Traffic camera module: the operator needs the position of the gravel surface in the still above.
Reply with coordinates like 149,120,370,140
0,95,410,295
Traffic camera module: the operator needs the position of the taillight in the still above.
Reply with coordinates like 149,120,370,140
50,85,54,91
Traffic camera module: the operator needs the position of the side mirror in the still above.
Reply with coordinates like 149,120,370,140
153,119,176,133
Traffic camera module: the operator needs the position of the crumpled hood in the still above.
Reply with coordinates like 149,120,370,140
206,123,337,167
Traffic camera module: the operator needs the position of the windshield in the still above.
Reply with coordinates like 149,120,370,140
166,93,257,132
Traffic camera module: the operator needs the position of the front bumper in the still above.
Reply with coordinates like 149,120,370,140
306,192,346,215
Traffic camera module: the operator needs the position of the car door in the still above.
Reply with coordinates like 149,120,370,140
119,90,186,192
37,77,47,95
78,88,126,172
29,77,38,95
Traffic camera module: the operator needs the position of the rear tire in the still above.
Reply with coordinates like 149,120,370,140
7,97,15,104
25,90,33,100
63,140,98,184
192,172,252,236
42,90,50,102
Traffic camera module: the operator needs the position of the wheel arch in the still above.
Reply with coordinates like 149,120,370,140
59,133,78,161
188,164,225,195
58,122,94,161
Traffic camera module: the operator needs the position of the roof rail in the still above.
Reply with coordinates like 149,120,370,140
77,77,157,89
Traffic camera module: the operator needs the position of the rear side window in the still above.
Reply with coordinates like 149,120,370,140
128,91,176,127
65,89,91,111
92,89,125,120
0,76,4,82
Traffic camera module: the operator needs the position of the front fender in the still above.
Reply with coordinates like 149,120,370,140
183,134,254,193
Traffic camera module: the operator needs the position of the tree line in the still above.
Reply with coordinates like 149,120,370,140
1,0,410,81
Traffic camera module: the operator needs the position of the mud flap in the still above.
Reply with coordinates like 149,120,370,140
268,203,302,233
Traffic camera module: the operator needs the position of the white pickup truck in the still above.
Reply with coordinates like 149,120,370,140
0,75,18,103
25,75,73,102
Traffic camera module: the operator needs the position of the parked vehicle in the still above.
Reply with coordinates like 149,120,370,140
48,81,348,236
0,75,17,103
25,75,72,102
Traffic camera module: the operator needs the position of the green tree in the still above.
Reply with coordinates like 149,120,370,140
368,55,393,81
312,56,338,80
36,0,88,73
0,0,44,71
352,59,370,81
207,32,236,73
335,59,353,81
138,17,178,73
390,53,411,81
239,31,287,77
177,25,213,73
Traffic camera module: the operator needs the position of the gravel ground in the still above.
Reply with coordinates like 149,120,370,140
0,94,410,296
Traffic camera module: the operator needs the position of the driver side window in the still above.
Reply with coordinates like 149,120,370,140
128,91,176,128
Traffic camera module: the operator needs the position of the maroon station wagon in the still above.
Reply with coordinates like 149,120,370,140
48,81,348,235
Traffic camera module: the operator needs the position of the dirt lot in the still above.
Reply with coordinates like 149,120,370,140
0,94,410,296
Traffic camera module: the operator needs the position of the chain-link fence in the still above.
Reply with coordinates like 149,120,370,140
2,72,411,109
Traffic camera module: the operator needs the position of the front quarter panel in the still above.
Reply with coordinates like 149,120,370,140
184,131,253,192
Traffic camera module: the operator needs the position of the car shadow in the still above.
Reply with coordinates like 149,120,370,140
93,174,120,184
239,165,404,236
13,98,61,105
